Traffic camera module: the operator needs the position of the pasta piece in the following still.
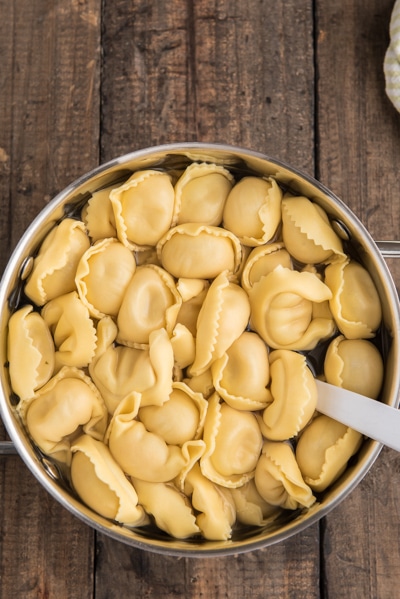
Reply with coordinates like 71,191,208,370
138,381,208,445
249,265,335,350
82,185,117,241
230,479,280,526
157,223,242,279
117,264,181,347
41,291,97,370
184,463,236,541
176,285,209,337
324,259,382,339
71,434,148,525
176,278,209,302
24,219,90,306
75,237,136,318
281,196,345,264
110,170,175,249
324,335,384,399
7,305,55,401
89,318,174,414
258,350,317,441
108,394,204,483
132,478,200,538
170,323,196,369
241,242,292,292
200,394,263,488
183,368,215,399
190,270,251,376
254,441,316,510
22,367,108,465
174,162,234,226
223,176,282,246
211,331,272,411
295,414,363,492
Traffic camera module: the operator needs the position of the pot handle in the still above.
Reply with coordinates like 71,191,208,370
376,240,400,258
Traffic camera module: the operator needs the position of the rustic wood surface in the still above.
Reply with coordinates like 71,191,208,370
0,0,399,597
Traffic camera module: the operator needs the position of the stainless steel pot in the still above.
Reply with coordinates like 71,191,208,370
0,143,399,557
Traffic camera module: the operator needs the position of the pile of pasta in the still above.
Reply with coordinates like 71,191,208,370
7,162,384,541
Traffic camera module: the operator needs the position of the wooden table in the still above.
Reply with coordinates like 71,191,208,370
1,1,399,597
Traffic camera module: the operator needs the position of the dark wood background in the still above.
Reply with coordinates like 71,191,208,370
1,1,399,597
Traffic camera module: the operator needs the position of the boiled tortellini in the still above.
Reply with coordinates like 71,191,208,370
7,305,55,401
25,219,90,306
71,434,148,525
75,237,136,319
295,415,363,492
7,159,385,543
21,367,108,465
324,335,384,399
324,259,382,339
258,350,317,441
110,170,175,249
223,176,282,246
174,162,234,226
281,195,345,264
249,266,335,350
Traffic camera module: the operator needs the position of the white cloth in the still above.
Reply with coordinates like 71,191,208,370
384,0,400,112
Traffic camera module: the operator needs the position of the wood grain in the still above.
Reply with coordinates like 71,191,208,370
0,0,101,597
100,0,315,172
316,0,400,596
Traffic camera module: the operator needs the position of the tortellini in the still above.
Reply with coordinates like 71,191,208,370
81,185,117,241
25,219,90,306
281,195,344,264
107,394,205,483
71,434,148,525
241,242,292,292
75,237,136,318
255,441,316,510
295,415,363,492
7,305,55,401
324,335,384,399
157,223,242,279
184,463,236,540
117,264,181,347
41,291,97,370
89,318,174,414
258,350,317,441
230,479,280,526
223,176,282,246
249,266,335,350
110,170,175,249
190,270,251,376
174,162,234,226
132,478,200,538
200,394,263,488
211,331,272,411
324,259,382,339
21,367,108,465
6,160,385,543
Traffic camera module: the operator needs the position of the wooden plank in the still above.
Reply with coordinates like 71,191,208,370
95,524,320,599
316,0,400,596
97,1,320,597
100,0,316,173
0,0,101,596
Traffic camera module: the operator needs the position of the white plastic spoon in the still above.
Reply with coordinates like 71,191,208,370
315,379,400,452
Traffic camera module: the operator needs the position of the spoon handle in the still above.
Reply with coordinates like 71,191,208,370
315,380,400,452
